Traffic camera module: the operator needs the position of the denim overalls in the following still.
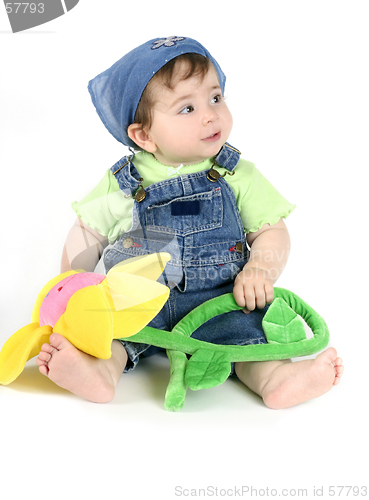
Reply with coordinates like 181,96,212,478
101,144,267,371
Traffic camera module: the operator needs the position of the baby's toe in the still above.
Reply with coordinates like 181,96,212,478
49,333,67,350
37,350,52,363
334,357,343,367
317,347,337,366
38,363,49,376
40,342,54,354
332,363,344,385
336,365,344,375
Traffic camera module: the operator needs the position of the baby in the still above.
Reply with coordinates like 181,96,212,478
36,36,343,408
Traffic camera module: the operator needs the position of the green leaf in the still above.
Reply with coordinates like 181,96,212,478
185,349,231,390
262,298,307,344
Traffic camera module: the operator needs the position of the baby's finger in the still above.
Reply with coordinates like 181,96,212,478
244,286,256,312
254,283,267,309
233,282,246,308
265,282,274,305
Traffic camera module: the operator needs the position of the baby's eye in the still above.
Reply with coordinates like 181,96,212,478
211,94,223,104
179,105,195,114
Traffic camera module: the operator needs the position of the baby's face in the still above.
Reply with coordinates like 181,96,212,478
147,63,233,166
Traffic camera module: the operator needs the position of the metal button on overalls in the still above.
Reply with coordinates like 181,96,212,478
235,242,243,253
122,237,134,248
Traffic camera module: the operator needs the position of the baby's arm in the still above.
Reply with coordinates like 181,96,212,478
233,218,290,312
61,218,108,273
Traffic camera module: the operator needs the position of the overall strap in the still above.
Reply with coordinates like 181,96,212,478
110,142,242,196
214,142,241,172
110,155,142,195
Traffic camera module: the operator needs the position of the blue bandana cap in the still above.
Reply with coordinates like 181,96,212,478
88,36,226,148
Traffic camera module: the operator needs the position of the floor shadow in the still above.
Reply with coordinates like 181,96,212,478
6,363,67,396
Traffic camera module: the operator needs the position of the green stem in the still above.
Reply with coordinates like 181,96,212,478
164,350,188,411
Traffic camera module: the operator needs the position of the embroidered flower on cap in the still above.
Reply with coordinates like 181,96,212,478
151,36,186,50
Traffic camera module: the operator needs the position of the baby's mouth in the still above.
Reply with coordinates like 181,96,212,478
202,131,221,142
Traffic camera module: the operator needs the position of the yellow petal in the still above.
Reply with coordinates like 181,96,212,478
107,252,171,281
54,285,114,359
106,271,170,312
110,284,170,340
0,323,52,385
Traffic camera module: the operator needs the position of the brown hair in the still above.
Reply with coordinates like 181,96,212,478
134,53,211,133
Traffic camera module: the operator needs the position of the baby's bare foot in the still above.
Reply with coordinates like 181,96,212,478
262,347,344,409
36,333,116,403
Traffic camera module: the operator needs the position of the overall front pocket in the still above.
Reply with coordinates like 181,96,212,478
144,188,223,236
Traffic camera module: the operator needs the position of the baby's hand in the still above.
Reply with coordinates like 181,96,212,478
233,267,274,314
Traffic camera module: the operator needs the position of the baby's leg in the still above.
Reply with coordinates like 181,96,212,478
36,333,128,403
235,347,344,409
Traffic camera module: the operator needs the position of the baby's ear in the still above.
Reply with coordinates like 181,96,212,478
127,123,157,153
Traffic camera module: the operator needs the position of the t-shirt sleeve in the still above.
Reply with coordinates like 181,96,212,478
71,169,133,239
236,162,296,233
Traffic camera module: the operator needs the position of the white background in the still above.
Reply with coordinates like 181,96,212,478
0,1,368,499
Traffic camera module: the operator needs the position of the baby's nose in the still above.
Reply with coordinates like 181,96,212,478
203,108,218,125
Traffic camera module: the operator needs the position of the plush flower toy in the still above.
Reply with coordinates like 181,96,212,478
0,253,329,411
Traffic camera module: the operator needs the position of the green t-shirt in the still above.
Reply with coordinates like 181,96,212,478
72,151,295,244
